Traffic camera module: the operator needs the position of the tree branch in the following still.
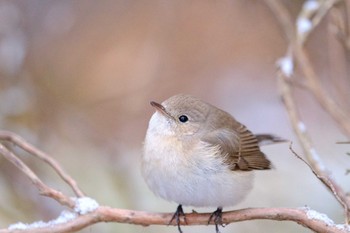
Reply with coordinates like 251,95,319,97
0,142,75,209
0,130,84,198
0,206,349,233
266,0,350,223
266,0,350,138
0,130,349,232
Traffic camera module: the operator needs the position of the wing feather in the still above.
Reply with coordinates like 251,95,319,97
201,124,271,171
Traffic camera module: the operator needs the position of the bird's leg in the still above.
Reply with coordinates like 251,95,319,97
208,207,223,233
169,204,187,233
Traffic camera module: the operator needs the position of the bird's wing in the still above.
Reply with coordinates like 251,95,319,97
201,124,271,171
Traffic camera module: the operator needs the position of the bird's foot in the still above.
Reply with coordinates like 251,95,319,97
169,204,187,233
208,207,223,233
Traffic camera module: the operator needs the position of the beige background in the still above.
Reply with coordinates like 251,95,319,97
0,1,349,232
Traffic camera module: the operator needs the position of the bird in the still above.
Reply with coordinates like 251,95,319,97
142,94,285,233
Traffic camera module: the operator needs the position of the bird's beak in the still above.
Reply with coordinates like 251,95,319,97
150,101,171,118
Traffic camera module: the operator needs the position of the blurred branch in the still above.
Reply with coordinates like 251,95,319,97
295,43,350,138
339,0,350,49
0,130,84,198
0,140,75,209
266,0,350,138
266,0,350,224
289,142,349,221
1,206,349,233
0,130,349,232
277,66,350,223
264,0,295,41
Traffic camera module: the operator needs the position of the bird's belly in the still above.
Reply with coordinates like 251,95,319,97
142,146,254,207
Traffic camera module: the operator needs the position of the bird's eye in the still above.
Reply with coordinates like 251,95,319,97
178,115,188,123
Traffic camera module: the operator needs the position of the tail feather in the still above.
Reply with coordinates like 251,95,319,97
255,134,288,146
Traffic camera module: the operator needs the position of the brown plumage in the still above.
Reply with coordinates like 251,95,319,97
160,94,285,172
142,94,286,233
201,112,272,171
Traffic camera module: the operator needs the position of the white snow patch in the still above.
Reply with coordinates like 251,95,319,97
8,222,27,230
336,224,350,231
305,208,334,226
304,0,320,12
297,121,307,132
309,148,326,170
277,55,294,78
51,210,77,224
297,17,312,35
8,210,77,230
74,197,99,214
7,198,98,231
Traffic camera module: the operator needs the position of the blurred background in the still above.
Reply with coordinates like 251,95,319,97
0,1,349,232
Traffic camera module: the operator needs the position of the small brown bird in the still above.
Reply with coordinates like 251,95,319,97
142,94,285,233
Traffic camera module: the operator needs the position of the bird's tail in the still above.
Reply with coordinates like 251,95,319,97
255,134,288,146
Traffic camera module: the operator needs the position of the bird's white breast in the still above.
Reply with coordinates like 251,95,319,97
142,112,254,207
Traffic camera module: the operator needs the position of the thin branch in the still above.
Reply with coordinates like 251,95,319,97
277,68,350,223
294,45,350,138
264,0,295,41
265,0,350,138
0,207,349,233
0,130,84,197
0,143,75,208
308,0,340,42
289,142,349,221
266,0,350,223
346,0,350,49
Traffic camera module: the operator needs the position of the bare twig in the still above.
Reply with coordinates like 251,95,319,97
0,130,84,197
289,142,349,222
264,0,295,41
294,45,350,138
266,0,350,138
0,206,349,233
266,0,350,223
299,1,350,137
0,143,75,208
277,67,350,223
308,0,340,41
